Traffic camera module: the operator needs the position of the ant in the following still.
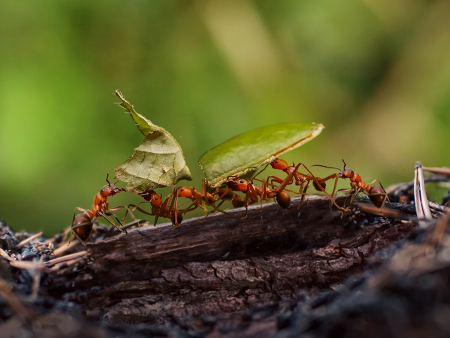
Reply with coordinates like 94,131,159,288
225,163,301,218
177,180,234,214
71,173,136,246
313,159,389,209
128,186,184,227
256,158,349,212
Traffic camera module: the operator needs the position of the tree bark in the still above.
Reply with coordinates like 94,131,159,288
49,195,416,330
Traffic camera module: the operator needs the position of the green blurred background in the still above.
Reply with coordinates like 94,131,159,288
1,0,449,235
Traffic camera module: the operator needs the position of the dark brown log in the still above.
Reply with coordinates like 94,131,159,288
87,196,383,283
54,195,416,329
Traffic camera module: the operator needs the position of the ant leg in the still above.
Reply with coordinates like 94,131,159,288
337,188,353,207
201,179,210,213
102,211,128,234
99,211,116,226
305,168,346,212
168,186,180,226
267,175,285,187
273,163,302,195
127,204,154,218
240,190,254,220
329,174,340,201
348,188,361,206
96,211,119,230
129,200,149,212
261,179,268,210
72,207,89,224
297,181,310,211
252,163,270,181
182,201,199,215
217,188,232,200
298,181,305,194
110,205,139,224
67,232,74,246
169,186,180,225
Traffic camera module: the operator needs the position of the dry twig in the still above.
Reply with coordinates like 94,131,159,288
414,161,433,227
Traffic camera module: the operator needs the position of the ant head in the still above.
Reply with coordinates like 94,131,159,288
100,173,125,196
100,184,126,197
150,193,162,206
139,191,162,206
226,178,248,192
338,159,353,179
270,158,288,170
178,187,192,198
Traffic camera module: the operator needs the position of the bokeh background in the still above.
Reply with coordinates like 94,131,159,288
1,0,449,235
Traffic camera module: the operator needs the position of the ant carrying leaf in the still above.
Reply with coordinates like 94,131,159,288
199,123,324,189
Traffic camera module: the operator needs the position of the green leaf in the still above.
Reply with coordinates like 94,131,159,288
114,90,192,194
199,123,324,188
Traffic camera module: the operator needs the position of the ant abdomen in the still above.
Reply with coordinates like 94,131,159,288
217,188,234,200
368,185,386,208
72,213,93,244
170,211,183,226
232,195,247,208
276,191,291,209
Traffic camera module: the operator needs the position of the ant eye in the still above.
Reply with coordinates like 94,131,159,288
240,180,244,183
155,197,159,200
275,160,278,163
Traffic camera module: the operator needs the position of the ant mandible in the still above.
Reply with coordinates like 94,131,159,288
225,163,301,219
71,173,137,246
177,179,234,214
313,159,389,209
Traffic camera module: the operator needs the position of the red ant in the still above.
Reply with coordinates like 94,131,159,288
177,180,234,214
256,158,349,212
225,163,301,218
128,186,184,227
313,159,388,209
71,173,136,246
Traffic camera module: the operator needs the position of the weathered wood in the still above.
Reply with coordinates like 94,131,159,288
2,195,420,337
61,195,415,327
84,219,414,326
87,196,358,283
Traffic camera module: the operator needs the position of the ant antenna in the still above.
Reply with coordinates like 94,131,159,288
311,164,340,171
342,159,347,169
106,172,111,185
252,163,270,180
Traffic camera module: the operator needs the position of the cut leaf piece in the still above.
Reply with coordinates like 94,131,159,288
114,90,192,194
199,123,324,188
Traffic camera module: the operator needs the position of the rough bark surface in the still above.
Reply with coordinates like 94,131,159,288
46,195,416,334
